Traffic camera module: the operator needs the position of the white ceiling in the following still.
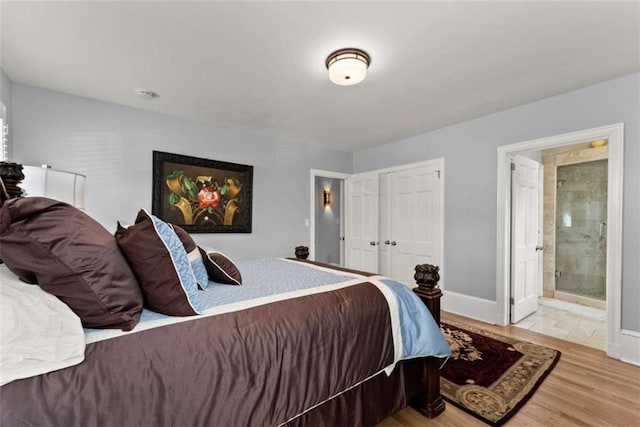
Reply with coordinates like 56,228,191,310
1,1,639,152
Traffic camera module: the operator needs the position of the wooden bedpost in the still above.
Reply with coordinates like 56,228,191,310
413,264,442,326
410,264,445,418
294,246,309,260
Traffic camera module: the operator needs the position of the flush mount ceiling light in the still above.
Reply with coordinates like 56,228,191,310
325,48,370,86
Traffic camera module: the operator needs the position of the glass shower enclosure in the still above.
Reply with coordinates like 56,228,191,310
555,159,608,301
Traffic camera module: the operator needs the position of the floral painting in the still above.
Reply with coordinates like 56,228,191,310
152,151,253,233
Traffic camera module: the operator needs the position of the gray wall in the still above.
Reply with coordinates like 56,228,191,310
354,73,639,332
314,176,341,265
0,69,12,159
11,84,353,261
9,73,639,332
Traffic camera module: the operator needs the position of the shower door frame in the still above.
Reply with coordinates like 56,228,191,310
496,123,624,360
553,153,609,306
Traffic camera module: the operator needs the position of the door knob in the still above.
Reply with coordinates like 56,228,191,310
535,246,544,251
384,240,390,245
391,241,397,246
370,241,376,246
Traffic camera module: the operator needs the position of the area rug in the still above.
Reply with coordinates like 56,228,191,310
440,321,561,425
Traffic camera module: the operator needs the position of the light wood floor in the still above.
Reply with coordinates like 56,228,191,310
378,312,640,427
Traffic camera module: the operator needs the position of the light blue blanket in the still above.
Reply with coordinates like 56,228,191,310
380,278,451,361
86,259,451,361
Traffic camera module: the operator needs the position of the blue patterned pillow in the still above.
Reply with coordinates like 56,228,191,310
115,209,201,316
170,224,209,289
189,251,209,289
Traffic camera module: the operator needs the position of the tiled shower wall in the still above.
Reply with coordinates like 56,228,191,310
542,144,608,308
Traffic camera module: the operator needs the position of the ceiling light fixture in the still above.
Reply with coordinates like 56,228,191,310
325,48,370,86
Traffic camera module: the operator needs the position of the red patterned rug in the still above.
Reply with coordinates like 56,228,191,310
440,321,561,425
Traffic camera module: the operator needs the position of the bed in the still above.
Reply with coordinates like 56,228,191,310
0,197,450,426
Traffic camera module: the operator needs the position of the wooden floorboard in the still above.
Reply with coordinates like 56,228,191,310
378,312,640,427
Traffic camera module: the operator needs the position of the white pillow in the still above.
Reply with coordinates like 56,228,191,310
0,265,85,386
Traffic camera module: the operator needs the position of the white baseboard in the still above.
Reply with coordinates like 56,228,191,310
606,342,621,360
442,291,497,325
620,329,640,366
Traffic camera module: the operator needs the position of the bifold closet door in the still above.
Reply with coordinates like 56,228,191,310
388,166,441,286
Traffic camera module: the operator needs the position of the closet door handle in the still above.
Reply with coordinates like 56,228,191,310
391,241,397,246
384,240,390,245
370,241,376,246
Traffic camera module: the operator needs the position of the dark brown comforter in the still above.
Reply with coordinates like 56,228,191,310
0,282,395,426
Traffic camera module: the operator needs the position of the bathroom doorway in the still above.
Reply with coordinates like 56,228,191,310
496,123,624,359
515,142,609,350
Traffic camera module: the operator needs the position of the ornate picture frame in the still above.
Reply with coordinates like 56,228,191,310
152,151,253,233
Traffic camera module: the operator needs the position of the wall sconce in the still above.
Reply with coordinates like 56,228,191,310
22,165,86,209
323,190,331,206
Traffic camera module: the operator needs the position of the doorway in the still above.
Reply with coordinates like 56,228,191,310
511,144,609,350
314,176,343,265
309,169,350,265
496,124,623,359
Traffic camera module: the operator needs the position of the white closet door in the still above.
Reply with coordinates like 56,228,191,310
378,173,391,276
389,166,441,286
344,172,379,273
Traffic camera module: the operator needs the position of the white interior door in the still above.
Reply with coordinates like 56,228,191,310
511,155,541,323
345,172,379,272
378,173,391,276
339,179,345,266
537,163,544,297
388,166,441,286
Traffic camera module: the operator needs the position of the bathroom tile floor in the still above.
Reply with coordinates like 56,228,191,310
513,297,606,350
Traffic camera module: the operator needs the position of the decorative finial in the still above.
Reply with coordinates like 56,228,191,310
414,264,440,287
294,246,309,260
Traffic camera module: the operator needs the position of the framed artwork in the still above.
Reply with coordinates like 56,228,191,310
152,151,253,233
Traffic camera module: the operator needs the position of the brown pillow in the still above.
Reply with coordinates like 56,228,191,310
199,248,242,286
115,210,201,316
0,197,143,330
